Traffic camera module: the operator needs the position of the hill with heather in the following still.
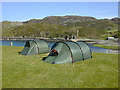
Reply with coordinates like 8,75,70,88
1,15,119,39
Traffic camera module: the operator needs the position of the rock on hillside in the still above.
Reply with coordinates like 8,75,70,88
23,15,97,25
23,19,42,23
2,21,23,31
110,17,120,24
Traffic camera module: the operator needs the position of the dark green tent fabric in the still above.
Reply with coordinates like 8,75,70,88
75,42,92,60
44,41,92,64
19,40,50,55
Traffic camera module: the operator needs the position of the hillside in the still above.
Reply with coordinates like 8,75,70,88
2,15,119,39
23,16,96,25
2,21,23,36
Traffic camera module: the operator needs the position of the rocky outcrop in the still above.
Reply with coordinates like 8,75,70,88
110,17,120,24
22,15,97,25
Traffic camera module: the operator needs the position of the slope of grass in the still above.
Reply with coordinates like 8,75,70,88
2,46,118,88
0,46,2,89
93,45,119,50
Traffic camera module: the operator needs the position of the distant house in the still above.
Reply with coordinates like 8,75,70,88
107,37,114,40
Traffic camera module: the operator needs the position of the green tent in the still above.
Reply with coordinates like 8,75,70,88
19,40,50,55
44,41,92,64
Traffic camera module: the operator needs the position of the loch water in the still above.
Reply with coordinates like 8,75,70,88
0,40,110,53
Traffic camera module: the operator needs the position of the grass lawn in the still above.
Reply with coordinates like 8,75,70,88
93,45,119,50
2,46,118,88
0,46,2,89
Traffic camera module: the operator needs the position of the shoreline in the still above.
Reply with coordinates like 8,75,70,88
0,37,98,44
0,36,105,41
0,37,119,46
0,37,71,42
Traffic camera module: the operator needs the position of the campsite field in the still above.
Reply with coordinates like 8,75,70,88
2,46,118,88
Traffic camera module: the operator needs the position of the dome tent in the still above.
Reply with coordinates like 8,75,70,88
44,41,92,64
19,40,50,55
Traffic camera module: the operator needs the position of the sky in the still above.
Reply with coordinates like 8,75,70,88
1,0,119,2
2,2,118,21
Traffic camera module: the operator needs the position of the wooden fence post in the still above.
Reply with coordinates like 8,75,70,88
10,42,13,46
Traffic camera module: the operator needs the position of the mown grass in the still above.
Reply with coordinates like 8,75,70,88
93,45,119,50
0,46,2,89
2,46,118,88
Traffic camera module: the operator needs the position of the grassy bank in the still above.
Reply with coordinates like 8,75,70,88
93,45,119,50
2,46,118,88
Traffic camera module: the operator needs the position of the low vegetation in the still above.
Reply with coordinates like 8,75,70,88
1,16,119,39
2,46,118,88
